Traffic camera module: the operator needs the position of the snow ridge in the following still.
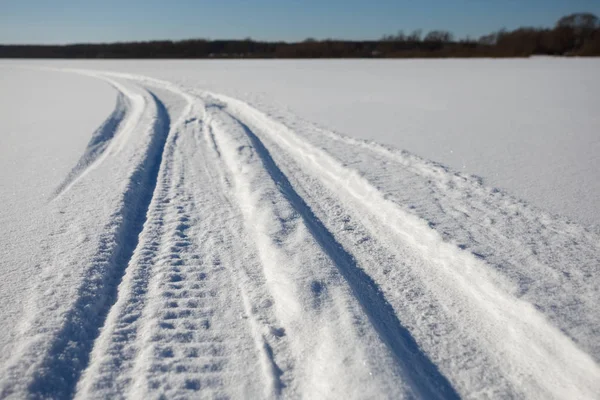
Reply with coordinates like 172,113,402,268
208,91,600,399
51,76,147,200
212,109,459,399
0,84,170,399
32,91,169,399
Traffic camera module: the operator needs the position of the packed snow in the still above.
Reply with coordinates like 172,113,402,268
0,61,598,399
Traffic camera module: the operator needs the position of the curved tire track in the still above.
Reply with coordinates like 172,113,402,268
210,93,600,399
3,88,171,399
32,91,169,399
217,112,459,399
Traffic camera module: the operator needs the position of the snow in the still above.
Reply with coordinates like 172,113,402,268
0,67,115,367
0,61,599,399
8,58,596,227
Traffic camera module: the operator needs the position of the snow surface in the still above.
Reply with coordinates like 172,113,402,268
0,67,115,367
5,58,597,228
0,62,599,399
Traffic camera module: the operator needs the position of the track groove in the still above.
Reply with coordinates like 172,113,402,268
225,113,460,400
26,92,170,399
212,93,600,399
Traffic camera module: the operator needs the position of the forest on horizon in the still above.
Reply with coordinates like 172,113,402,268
1,13,599,58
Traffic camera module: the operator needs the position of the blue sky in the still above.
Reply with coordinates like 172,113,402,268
1,0,599,44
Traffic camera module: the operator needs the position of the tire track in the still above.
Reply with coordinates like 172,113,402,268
97,83,295,396
79,98,270,399
126,149,235,398
213,94,600,399
24,91,171,399
134,189,231,397
208,105,435,398
74,93,187,399
6,68,598,398
198,113,292,398
211,108,459,399
296,122,600,363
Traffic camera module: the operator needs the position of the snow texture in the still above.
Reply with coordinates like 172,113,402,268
0,62,598,399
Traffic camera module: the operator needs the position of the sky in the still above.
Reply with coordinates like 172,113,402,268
1,0,599,44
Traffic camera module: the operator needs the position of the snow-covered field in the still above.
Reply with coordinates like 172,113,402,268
0,60,598,399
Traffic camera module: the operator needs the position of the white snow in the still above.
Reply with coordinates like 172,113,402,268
0,61,599,399
0,67,115,367
8,58,596,227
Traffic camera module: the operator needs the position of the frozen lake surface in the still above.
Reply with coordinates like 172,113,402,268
0,60,598,399
21,58,597,227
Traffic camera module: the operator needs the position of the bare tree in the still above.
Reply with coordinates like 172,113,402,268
381,30,406,42
424,30,454,43
407,29,422,42
556,13,599,31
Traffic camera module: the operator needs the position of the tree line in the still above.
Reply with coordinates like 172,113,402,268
1,13,598,58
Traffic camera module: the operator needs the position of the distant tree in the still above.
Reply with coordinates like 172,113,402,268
556,13,599,31
407,29,422,42
381,30,406,42
2,11,600,59
479,31,500,45
394,30,407,41
555,13,599,51
579,29,600,55
495,27,547,56
424,30,454,43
